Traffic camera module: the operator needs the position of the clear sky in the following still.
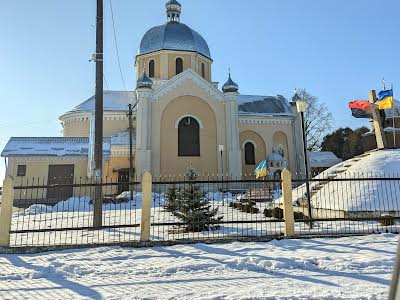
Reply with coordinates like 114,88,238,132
0,0,399,183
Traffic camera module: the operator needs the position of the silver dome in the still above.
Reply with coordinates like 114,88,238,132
222,73,239,93
166,0,181,7
136,72,153,89
139,22,212,59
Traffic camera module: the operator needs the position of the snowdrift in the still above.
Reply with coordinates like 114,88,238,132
293,150,400,212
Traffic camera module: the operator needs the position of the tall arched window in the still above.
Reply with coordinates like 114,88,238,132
149,60,155,78
244,142,256,165
178,117,200,156
201,63,206,78
176,57,183,75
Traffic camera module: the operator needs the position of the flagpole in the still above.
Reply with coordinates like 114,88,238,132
392,84,396,148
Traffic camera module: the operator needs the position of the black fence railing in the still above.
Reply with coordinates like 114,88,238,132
290,172,400,236
150,175,283,242
10,176,142,247
5,172,400,248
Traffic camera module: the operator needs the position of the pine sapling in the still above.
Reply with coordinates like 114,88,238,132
172,169,223,232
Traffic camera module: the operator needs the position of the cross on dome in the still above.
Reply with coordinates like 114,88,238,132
166,0,182,22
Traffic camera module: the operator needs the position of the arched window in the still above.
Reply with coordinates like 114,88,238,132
149,60,155,78
178,117,200,156
201,63,206,78
176,57,183,75
244,142,256,165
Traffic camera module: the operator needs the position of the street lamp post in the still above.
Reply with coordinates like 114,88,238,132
296,99,313,229
219,144,225,193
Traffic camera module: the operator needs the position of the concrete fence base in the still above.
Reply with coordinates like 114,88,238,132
140,171,152,242
0,177,14,247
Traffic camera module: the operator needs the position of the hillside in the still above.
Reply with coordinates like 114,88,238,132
292,149,400,212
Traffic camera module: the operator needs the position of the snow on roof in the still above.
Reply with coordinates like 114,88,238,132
110,130,136,146
308,151,342,168
237,95,293,116
66,91,293,117
66,91,136,114
1,137,111,158
291,150,400,211
362,127,400,137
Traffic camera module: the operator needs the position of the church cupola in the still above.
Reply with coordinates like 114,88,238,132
136,71,153,89
166,0,182,22
222,72,239,93
291,89,302,103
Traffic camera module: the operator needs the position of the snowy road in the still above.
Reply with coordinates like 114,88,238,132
0,234,398,299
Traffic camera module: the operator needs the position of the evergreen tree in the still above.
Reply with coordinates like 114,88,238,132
171,169,223,232
164,184,181,213
321,126,369,160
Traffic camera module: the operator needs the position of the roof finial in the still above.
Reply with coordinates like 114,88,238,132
222,69,239,93
136,62,153,89
166,0,182,22
292,88,301,102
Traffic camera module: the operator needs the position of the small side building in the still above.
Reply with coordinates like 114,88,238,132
308,151,342,175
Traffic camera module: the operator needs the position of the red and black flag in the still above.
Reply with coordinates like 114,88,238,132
348,100,372,119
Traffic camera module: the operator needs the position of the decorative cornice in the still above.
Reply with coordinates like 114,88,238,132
9,156,88,162
239,116,293,125
60,112,132,124
135,50,213,64
111,147,133,156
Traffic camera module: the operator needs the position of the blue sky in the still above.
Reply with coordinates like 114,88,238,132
0,0,399,182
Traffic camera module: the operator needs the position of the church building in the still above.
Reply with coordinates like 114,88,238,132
2,1,306,193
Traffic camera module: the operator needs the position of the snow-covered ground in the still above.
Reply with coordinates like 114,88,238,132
291,150,400,212
11,192,400,247
0,234,398,299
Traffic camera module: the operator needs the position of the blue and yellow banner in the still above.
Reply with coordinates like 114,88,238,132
377,89,394,110
255,160,268,179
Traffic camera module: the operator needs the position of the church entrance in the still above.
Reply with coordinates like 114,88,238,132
47,164,74,202
117,169,130,195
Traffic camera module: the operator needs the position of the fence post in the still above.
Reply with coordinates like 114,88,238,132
140,171,152,242
0,177,14,247
281,169,295,237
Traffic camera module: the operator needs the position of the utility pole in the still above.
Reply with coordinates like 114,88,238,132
127,103,134,200
93,0,104,229
300,111,313,229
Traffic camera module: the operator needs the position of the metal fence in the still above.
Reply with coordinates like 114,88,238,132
1,171,400,248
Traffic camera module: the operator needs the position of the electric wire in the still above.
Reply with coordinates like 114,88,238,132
109,0,138,108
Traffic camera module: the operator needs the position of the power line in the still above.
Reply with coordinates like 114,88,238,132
103,73,110,90
109,0,127,92
108,0,137,108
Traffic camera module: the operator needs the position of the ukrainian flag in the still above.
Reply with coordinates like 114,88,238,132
378,89,394,110
255,160,268,179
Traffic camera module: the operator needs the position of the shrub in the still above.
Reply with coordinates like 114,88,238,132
264,208,272,217
294,211,309,220
241,204,260,214
379,215,395,226
264,207,284,219
229,202,238,209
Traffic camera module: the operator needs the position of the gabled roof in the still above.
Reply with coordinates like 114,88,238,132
237,95,293,116
65,91,136,115
1,137,111,158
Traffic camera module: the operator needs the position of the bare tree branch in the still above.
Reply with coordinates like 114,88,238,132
297,89,334,151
